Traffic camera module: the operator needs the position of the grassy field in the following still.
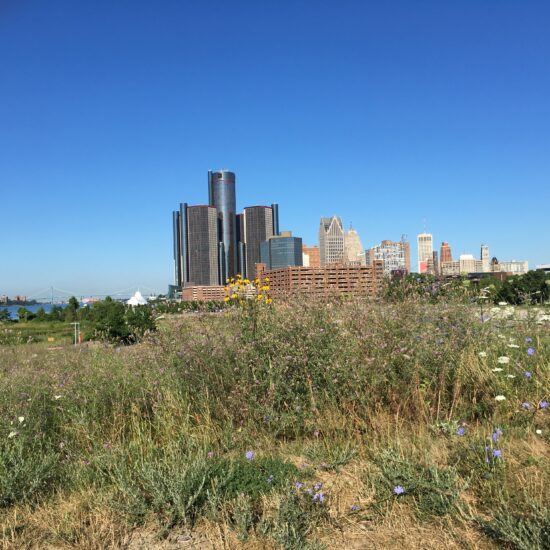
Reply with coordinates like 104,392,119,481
0,320,92,346
0,297,549,549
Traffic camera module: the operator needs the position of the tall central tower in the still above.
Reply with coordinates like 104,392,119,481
208,170,237,281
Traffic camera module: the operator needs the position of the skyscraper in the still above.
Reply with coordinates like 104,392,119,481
208,170,237,281
344,226,366,265
187,206,219,286
440,242,453,264
319,216,345,266
481,244,490,273
260,231,303,270
417,233,433,273
367,239,411,276
242,206,275,278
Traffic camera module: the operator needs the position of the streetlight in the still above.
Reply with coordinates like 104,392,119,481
70,322,80,346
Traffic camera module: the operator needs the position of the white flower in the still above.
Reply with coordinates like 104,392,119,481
506,374,516,378
497,334,506,339
54,395,62,400
18,416,24,423
497,356,510,364
491,368,503,372
498,302,508,306
8,431,18,438
495,395,507,401
507,344,520,349
536,429,542,435
478,352,487,358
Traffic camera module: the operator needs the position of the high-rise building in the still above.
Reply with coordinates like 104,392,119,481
481,244,490,273
188,206,219,286
417,233,433,273
173,170,280,292
241,205,279,278
440,242,453,264
260,231,303,270
344,226,366,265
368,239,411,276
208,170,237,281
319,216,345,266
302,245,320,268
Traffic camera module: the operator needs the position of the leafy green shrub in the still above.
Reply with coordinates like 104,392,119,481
264,490,328,550
0,435,60,508
101,442,300,529
478,504,550,550
370,450,465,518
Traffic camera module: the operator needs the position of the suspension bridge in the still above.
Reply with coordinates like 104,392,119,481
25,285,162,304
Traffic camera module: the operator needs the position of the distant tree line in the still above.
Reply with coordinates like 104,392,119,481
1,296,156,344
384,270,550,305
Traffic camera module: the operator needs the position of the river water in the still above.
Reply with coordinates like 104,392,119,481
0,303,68,320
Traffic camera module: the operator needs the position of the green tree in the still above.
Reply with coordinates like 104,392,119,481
34,307,47,322
0,309,11,322
47,305,64,322
64,296,80,322
17,307,34,321
91,297,129,342
125,305,156,341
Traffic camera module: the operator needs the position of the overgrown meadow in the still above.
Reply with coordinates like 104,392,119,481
1,295,549,549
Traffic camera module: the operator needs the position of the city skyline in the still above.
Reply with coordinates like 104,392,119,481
1,1,549,295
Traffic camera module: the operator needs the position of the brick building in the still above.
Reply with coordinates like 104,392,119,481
256,261,384,298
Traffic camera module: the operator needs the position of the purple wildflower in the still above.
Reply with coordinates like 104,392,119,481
527,348,535,356
524,371,532,379
350,504,359,512
295,481,303,489
267,475,274,483
525,337,533,343
314,482,323,491
207,451,214,459
539,401,548,410
245,451,254,461
393,485,405,496
492,449,502,458
456,426,466,436
306,488,313,495
521,402,531,410
313,492,325,503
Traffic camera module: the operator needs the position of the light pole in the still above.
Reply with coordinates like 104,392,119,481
70,322,80,346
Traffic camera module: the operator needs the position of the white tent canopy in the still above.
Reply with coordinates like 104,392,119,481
126,290,147,306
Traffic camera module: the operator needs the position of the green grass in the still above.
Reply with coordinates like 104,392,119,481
0,320,90,345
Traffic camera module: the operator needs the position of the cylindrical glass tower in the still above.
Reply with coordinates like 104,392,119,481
208,170,237,281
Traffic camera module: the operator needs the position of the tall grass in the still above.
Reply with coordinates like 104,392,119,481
0,296,549,548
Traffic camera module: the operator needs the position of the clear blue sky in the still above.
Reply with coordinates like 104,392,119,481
1,0,549,296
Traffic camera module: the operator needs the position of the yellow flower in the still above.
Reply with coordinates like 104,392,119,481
224,296,230,302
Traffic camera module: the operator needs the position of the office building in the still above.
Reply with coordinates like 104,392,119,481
481,244,490,272
319,216,345,266
241,205,279,278
173,170,281,292
495,260,529,275
440,242,453,264
536,264,550,273
208,170,237,281
344,227,366,265
417,233,433,273
367,239,411,276
260,231,303,270
302,245,320,268
186,206,220,286
256,261,384,297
